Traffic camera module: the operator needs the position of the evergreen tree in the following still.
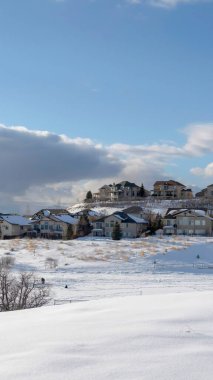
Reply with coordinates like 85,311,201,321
138,183,145,197
112,222,122,240
85,190,93,201
77,214,92,237
66,224,73,240
148,214,163,235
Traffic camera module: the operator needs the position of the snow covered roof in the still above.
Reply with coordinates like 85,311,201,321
111,212,148,224
1,215,32,226
127,214,148,224
52,214,78,225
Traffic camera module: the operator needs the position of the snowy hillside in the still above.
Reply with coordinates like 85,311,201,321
0,237,213,379
67,198,213,218
1,291,213,380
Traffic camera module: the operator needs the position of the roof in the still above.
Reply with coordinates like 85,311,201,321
99,185,112,190
127,214,148,224
123,206,143,214
116,181,140,189
154,180,185,187
113,211,147,224
51,214,78,225
0,215,32,226
165,209,210,218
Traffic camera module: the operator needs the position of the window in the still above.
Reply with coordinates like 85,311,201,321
110,221,114,227
96,222,102,229
56,224,62,231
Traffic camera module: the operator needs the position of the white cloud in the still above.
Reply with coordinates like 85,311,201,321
183,124,213,156
191,162,213,178
127,0,142,4
126,0,210,8
149,0,199,8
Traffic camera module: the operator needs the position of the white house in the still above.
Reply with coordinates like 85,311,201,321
31,210,79,239
0,215,33,239
163,209,213,236
92,211,148,238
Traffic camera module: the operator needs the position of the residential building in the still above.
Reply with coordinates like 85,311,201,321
31,210,78,239
92,211,148,238
153,180,193,199
163,209,213,236
93,181,146,202
206,184,213,198
195,184,213,199
0,214,33,239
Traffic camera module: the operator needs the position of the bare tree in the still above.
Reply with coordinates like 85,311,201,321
0,270,51,312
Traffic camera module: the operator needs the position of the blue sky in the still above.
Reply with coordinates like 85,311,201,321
0,0,213,211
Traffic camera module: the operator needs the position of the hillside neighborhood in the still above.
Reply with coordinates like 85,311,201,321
0,179,213,240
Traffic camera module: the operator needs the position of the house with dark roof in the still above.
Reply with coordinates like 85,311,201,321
92,211,148,238
93,181,147,201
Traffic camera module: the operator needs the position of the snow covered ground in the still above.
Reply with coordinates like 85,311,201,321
0,236,213,302
0,236,213,379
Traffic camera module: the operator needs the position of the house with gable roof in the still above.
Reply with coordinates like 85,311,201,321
163,208,213,236
31,209,79,239
93,181,147,202
0,214,33,239
152,180,193,199
196,184,213,199
92,211,148,238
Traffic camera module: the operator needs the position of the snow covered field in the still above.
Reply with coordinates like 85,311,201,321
0,236,212,301
0,236,213,379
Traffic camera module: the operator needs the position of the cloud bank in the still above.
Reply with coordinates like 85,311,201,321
0,123,212,212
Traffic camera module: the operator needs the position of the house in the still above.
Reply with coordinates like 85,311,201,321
92,211,148,238
196,184,213,199
152,180,193,199
206,184,213,198
0,214,33,239
93,181,147,202
163,209,213,236
31,210,79,239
